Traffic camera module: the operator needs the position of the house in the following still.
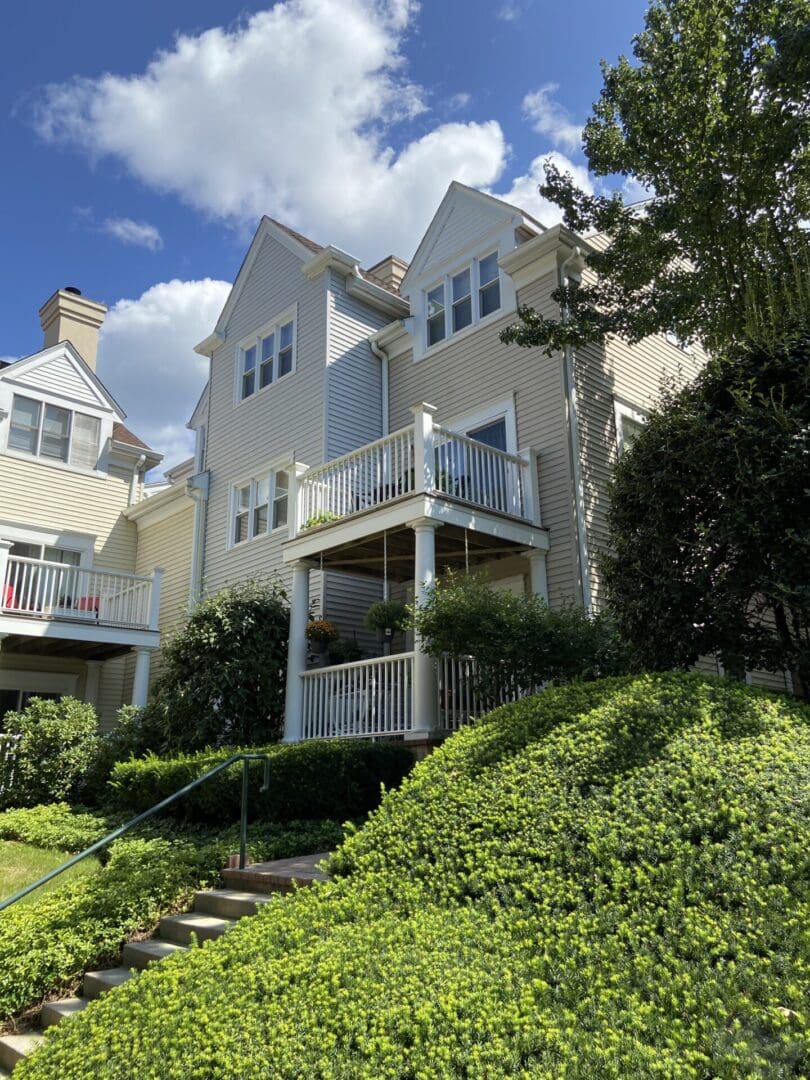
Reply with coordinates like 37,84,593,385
0,289,193,727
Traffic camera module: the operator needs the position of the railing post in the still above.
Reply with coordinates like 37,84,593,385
283,560,310,742
287,461,309,540
148,568,164,630
521,447,541,524
239,757,250,869
0,541,11,608
410,402,437,494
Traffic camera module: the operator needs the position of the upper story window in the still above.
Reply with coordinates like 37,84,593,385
614,401,647,457
665,329,692,353
424,251,502,350
7,395,101,470
238,311,296,402
230,468,289,546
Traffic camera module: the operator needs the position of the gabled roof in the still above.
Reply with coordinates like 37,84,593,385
401,181,545,292
112,422,154,452
0,340,125,418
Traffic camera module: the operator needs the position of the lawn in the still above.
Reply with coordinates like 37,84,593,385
0,841,99,906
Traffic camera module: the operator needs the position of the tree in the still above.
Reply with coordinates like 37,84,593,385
142,579,289,752
501,0,810,357
602,333,810,696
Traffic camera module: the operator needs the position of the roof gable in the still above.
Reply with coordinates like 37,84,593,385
0,341,124,417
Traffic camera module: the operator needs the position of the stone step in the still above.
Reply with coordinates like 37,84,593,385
159,911,235,945
122,938,187,970
0,1033,42,1071
83,966,133,1000
194,888,273,920
40,996,87,1029
222,853,331,894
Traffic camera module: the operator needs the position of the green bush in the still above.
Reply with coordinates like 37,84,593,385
0,698,100,810
17,675,810,1078
107,740,415,824
0,804,115,852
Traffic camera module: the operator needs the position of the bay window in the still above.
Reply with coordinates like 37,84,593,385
7,395,101,469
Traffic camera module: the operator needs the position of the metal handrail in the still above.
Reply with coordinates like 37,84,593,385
0,753,272,913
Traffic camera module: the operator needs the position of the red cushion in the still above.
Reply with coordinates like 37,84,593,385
2,583,15,608
76,595,100,612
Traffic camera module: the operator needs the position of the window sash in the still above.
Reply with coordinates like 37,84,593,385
239,317,295,400
8,396,42,455
232,471,288,545
272,470,289,529
70,414,101,470
425,252,501,349
8,396,100,469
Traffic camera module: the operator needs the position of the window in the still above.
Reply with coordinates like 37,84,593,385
665,329,692,353
230,470,289,545
7,395,101,469
424,251,501,349
239,314,296,401
467,417,508,452
9,541,81,566
614,401,647,457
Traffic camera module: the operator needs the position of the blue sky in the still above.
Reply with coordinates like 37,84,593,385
1,0,647,466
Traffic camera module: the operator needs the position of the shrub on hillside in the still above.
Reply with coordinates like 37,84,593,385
0,803,114,852
107,739,415,824
17,674,810,1078
142,579,289,753
0,698,99,810
413,570,630,700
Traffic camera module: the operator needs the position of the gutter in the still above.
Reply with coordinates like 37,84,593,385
559,246,592,611
129,454,147,507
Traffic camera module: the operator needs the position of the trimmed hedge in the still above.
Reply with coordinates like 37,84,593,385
0,809,344,1022
16,675,810,1078
107,740,415,824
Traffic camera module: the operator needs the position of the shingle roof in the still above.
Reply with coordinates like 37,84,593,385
112,422,154,452
265,217,324,256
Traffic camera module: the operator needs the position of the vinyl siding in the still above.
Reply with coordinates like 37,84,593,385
388,271,580,607
416,199,508,273
15,354,101,408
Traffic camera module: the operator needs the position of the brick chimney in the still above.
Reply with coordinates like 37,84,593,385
39,287,107,372
365,255,409,294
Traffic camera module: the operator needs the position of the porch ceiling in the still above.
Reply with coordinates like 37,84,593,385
306,523,535,582
0,635,134,661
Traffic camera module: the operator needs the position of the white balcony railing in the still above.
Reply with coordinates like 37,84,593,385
301,652,414,739
437,654,529,731
1,555,158,631
292,405,536,537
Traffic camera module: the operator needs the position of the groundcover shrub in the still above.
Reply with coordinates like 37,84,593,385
0,803,115,852
16,674,810,1079
107,739,415,824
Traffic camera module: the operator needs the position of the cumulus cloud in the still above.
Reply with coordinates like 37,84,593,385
496,152,594,226
101,217,163,250
522,85,582,154
98,279,230,468
31,0,508,262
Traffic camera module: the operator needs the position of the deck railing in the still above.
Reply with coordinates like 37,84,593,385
432,426,526,517
1,556,157,631
437,654,530,730
301,652,414,739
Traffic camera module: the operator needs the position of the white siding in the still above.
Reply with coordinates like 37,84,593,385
414,198,512,277
14,353,103,408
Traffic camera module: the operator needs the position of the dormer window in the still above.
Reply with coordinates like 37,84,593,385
238,309,296,402
7,395,100,469
424,251,502,351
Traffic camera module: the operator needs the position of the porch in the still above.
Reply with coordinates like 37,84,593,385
281,403,549,742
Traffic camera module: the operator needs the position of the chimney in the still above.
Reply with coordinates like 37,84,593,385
39,287,107,372
365,255,409,294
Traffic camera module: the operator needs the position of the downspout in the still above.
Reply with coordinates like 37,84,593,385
559,246,592,610
129,454,147,506
369,335,390,436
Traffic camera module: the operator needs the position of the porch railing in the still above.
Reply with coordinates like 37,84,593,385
437,654,530,730
1,556,156,631
301,652,414,739
433,426,526,517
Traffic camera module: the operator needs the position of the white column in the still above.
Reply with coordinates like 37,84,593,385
84,661,102,707
283,561,310,743
527,550,549,604
410,402,437,494
286,462,309,540
148,568,164,631
410,519,439,736
131,647,154,708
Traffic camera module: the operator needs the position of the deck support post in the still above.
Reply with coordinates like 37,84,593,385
409,518,440,736
527,550,549,604
132,646,154,708
283,560,310,743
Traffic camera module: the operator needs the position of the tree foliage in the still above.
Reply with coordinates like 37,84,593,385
142,579,289,752
502,0,810,356
603,332,810,695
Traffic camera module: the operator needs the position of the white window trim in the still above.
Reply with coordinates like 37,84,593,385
4,393,104,472
226,461,290,550
444,395,518,455
234,304,298,406
614,400,648,457
0,520,94,568
422,250,503,356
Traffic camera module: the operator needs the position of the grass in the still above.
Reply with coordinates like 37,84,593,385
0,841,99,906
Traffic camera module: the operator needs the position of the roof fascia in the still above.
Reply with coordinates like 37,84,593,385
1,341,126,419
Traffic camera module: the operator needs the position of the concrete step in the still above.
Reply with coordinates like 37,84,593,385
0,1033,43,1071
40,996,87,1029
222,853,331,894
83,966,134,1000
122,939,187,970
194,888,272,920
159,911,235,945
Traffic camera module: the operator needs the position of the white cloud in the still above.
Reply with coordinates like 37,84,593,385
101,217,163,250
98,279,230,469
496,151,594,226
31,0,508,262
446,92,471,113
496,2,525,21
522,84,582,154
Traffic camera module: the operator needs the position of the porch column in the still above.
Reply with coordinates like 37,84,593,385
283,560,310,743
527,551,549,604
410,519,440,736
84,661,102,708
131,647,155,708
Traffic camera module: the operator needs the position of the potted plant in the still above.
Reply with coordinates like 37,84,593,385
305,619,339,665
328,636,363,665
364,601,409,654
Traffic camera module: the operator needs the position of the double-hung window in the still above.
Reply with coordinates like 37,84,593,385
424,250,502,350
230,469,289,546
7,395,101,469
238,311,296,402
614,401,647,457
